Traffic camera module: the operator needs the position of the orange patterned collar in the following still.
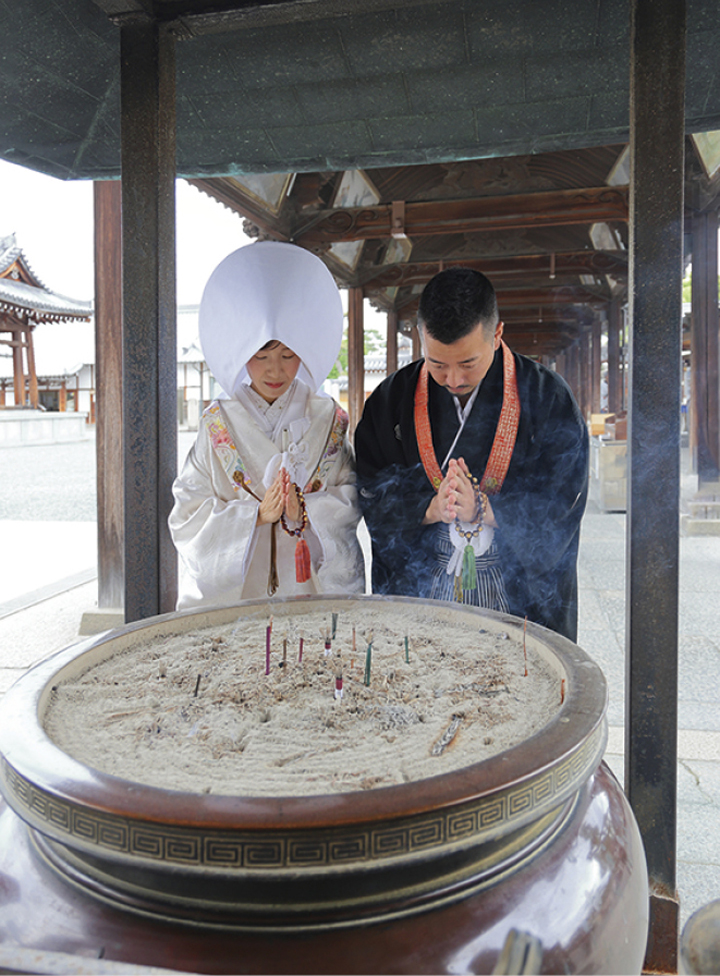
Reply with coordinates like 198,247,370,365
414,340,520,495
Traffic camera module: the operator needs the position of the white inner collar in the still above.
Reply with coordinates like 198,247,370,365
440,385,481,472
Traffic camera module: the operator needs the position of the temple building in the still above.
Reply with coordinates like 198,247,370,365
0,233,92,410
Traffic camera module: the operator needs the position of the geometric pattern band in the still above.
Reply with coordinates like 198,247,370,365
1,724,603,872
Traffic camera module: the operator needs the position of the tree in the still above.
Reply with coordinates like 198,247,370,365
327,320,385,379
682,272,720,305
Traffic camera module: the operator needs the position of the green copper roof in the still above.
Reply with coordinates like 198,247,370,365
1,0,718,181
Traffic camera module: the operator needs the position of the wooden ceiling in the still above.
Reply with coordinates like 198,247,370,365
190,132,720,358
191,143,631,357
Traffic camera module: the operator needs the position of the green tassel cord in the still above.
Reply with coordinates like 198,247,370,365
462,544,476,592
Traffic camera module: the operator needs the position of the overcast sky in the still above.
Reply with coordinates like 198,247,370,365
0,158,387,376
0,159,253,306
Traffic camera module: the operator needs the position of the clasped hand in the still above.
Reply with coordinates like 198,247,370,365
423,458,496,527
257,468,302,526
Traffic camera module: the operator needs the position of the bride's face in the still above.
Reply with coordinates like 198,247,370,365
246,341,301,404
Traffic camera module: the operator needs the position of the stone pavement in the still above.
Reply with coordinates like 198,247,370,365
1,433,719,937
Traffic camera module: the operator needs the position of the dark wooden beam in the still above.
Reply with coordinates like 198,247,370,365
626,0,685,971
502,319,584,337
362,251,628,291
503,320,585,338
295,187,628,245
120,18,178,621
394,287,607,319
494,287,609,309
505,338,579,357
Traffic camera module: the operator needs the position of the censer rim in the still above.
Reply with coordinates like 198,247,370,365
0,596,607,833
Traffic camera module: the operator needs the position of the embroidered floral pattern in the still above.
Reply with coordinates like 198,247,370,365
202,402,251,490
304,406,348,494
203,400,346,496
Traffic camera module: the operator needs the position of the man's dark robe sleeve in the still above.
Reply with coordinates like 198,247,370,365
490,357,588,640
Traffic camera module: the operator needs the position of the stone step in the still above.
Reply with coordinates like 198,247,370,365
688,500,720,517
681,514,720,536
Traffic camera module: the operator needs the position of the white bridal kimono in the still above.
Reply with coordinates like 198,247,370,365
169,380,365,609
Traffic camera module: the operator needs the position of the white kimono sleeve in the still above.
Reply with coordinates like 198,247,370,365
169,424,260,610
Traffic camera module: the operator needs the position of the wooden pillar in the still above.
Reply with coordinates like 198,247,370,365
591,315,602,413
12,330,24,406
120,17,177,621
565,342,579,405
580,330,591,418
411,323,421,361
59,382,67,412
690,209,720,484
561,346,571,394
94,179,125,612
573,338,583,414
347,286,364,432
627,1,685,970
386,309,398,376
26,326,39,409
608,299,622,414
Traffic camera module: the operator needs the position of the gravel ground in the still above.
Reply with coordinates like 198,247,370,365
0,430,198,522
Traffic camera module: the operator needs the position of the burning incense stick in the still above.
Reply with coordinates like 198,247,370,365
265,616,273,675
331,612,338,640
523,616,528,677
404,634,409,664
193,674,202,698
298,635,304,664
282,637,287,667
560,678,566,704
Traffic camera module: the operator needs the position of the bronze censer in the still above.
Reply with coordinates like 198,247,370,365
0,596,648,974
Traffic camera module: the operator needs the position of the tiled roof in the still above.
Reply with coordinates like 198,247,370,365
0,276,92,322
365,352,413,373
0,232,50,291
0,234,22,275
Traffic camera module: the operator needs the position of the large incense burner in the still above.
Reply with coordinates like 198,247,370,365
0,596,648,974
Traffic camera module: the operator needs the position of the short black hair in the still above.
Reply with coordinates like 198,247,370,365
417,267,498,344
